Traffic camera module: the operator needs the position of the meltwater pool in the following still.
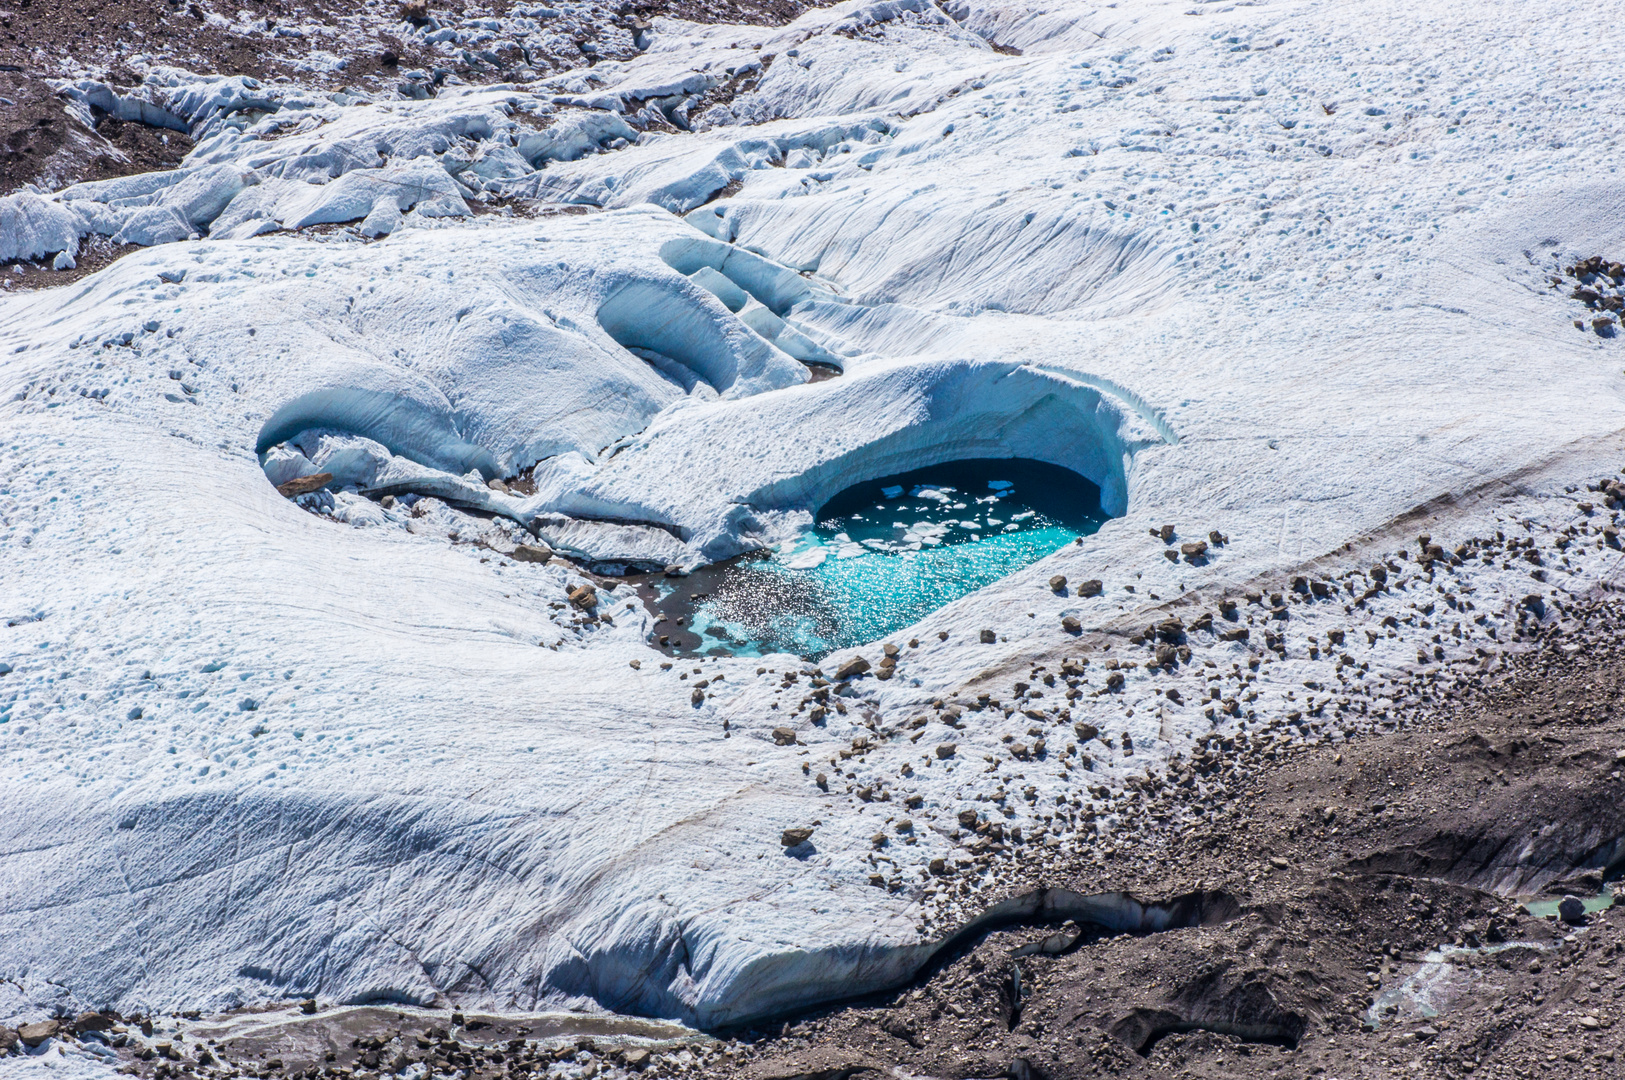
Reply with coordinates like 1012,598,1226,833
635,458,1110,660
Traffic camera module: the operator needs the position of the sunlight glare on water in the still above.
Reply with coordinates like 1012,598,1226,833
676,459,1109,659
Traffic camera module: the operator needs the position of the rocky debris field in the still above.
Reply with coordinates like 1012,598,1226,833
0,0,830,201
709,595,1625,1079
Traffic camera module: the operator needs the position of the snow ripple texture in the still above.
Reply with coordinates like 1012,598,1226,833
3,0,1625,1034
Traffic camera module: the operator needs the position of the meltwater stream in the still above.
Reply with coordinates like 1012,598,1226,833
635,459,1109,660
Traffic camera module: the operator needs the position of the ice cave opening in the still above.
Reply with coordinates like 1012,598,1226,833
634,458,1112,660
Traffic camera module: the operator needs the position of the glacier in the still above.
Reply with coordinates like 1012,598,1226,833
3,0,1625,1039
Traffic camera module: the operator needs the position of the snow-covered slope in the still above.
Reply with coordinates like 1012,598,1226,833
3,0,1625,1032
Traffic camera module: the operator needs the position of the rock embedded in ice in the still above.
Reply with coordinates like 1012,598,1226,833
18,1020,59,1047
834,656,870,680
276,472,334,497
511,543,553,563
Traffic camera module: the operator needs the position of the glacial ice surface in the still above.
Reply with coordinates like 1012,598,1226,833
4,0,1625,1035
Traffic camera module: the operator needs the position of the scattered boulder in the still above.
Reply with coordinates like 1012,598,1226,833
835,656,871,680
1077,579,1103,597
624,1047,652,1069
1180,540,1208,559
1074,722,1099,741
1061,616,1081,633
276,472,333,497
882,643,900,658
980,629,997,643
781,826,814,847
71,1013,114,1034
1154,643,1178,668
1157,524,1176,542
567,584,598,610
1559,895,1587,925
18,1020,59,1047
511,543,553,563
0,1027,16,1054
299,999,318,1015
772,727,797,746
936,742,958,758
1048,574,1067,593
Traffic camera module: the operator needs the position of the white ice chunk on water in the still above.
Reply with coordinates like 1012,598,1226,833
1011,511,1035,522
880,485,903,498
913,487,951,502
782,546,828,569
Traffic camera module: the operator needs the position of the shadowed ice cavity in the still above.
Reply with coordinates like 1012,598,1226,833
253,249,807,494
639,888,1242,1029
657,233,850,369
595,273,811,397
